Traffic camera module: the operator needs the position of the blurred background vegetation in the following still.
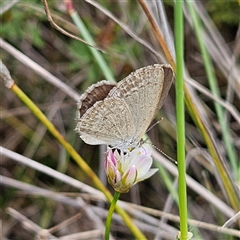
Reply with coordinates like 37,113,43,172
1,0,239,239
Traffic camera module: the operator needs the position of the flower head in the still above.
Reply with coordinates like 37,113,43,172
104,147,158,193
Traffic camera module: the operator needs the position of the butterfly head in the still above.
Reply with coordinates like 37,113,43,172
109,137,142,153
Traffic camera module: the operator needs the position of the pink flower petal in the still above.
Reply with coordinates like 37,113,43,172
122,165,137,186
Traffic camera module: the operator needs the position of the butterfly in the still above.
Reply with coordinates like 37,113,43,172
75,64,174,151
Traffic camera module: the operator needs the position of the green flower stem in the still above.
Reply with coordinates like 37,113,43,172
174,1,189,239
10,83,146,240
105,191,121,240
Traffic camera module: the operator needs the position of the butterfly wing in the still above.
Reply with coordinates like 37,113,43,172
158,64,174,109
77,80,116,117
75,97,136,146
108,64,173,143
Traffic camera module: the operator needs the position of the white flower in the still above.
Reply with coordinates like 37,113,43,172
104,147,158,193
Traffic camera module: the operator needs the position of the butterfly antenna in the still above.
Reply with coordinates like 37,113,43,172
154,144,177,164
154,145,177,165
146,118,163,133
143,139,177,165
144,119,177,164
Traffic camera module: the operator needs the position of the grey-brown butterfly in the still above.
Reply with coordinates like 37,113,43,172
75,64,174,151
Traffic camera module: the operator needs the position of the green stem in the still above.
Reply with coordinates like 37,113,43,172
105,191,121,240
174,1,189,239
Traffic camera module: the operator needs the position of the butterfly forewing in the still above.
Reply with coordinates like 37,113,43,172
158,64,174,109
108,64,168,143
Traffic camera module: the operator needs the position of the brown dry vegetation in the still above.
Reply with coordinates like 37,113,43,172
1,0,239,239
